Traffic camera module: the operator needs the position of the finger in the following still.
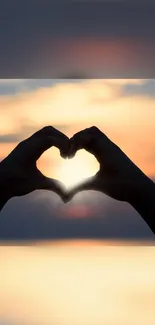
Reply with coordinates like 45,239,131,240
68,132,93,158
27,135,70,161
36,175,68,202
27,126,70,158
28,126,67,140
68,126,104,161
65,174,98,202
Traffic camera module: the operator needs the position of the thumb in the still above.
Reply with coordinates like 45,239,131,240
65,174,98,202
36,175,68,202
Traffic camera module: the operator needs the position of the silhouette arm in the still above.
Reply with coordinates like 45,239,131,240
127,174,155,234
0,193,10,211
0,171,11,210
68,127,155,235
0,126,70,211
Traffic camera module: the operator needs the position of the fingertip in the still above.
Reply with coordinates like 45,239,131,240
61,192,71,203
68,152,76,159
62,197,69,204
59,143,70,159
67,143,77,158
60,152,68,159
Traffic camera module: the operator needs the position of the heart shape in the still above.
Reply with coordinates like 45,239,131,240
38,148,99,189
1,124,154,237
34,126,107,204
35,125,138,206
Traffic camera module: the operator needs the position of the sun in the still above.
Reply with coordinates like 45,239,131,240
55,150,99,189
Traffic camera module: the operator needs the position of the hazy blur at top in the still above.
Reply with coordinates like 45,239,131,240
0,1,155,78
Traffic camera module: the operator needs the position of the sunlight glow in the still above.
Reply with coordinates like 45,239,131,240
55,150,99,189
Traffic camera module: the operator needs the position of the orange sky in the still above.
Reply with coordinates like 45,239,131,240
0,79,154,180
0,80,155,324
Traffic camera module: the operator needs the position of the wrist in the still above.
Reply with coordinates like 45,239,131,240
127,173,155,205
127,173,155,233
0,175,13,211
0,193,11,211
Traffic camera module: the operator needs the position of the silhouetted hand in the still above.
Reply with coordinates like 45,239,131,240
67,126,155,234
67,127,146,201
0,126,69,209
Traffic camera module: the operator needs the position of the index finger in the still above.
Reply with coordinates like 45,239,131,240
68,126,106,161
28,126,68,141
21,135,70,162
25,126,70,158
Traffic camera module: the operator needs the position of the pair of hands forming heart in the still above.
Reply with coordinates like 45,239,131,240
1,125,155,235
0,125,149,206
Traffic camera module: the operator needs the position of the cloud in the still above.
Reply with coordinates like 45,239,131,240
0,134,23,143
0,79,155,176
0,79,26,84
0,79,153,132
0,79,57,96
0,190,154,241
121,79,155,98
0,79,154,241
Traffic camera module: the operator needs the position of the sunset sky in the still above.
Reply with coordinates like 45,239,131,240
0,78,155,240
1,77,155,325
1,2,155,324
0,74,155,325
